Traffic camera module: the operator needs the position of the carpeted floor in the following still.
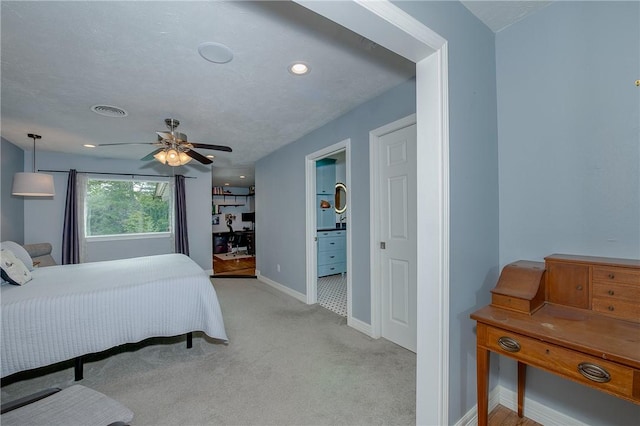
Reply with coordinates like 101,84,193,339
1,278,416,425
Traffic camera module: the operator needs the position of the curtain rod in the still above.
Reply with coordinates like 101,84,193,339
38,169,196,179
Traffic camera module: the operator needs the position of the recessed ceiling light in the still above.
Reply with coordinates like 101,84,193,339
198,42,234,64
91,105,128,117
83,144,96,148
224,183,230,186
206,154,215,159
288,62,310,75
240,175,245,179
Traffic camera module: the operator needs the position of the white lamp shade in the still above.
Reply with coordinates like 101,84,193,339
12,172,55,196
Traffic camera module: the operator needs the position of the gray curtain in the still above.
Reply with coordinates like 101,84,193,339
62,169,80,264
175,174,190,255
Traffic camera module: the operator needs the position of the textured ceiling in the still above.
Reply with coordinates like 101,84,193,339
1,1,414,186
461,1,553,32
2,1,552,187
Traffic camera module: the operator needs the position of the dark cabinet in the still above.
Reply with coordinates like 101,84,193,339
245,232,255,255
213,233,229,254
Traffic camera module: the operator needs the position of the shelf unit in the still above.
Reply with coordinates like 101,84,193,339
212,193,254,213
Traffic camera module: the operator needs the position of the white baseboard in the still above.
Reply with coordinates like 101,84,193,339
347,315,373,337
256,271,307,303
497,386,587,426
455,385,585,426
454,386,501,426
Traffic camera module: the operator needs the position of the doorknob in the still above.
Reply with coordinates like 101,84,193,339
380,241,386,249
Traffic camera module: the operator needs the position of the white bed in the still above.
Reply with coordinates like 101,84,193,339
1,253,228,379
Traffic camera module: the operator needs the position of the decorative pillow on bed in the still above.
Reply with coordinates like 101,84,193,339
0,249,32,286
1,241,34,271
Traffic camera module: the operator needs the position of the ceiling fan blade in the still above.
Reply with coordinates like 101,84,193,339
190,142,233,152
156,131,173,140
97,142,158,147
141,148,164,161
185,149,213,165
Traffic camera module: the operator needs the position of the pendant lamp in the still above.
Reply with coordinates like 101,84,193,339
12,134,55,197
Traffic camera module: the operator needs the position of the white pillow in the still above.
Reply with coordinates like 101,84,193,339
0,249,32,285
1,241,34,271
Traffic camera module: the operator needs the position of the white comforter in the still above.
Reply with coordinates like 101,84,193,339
1,254,227,378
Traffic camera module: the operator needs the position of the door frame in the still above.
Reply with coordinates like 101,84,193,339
295,2,450,424
370,113,417,341
305,139,352,317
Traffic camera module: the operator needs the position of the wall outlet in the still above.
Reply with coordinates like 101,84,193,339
277,264,281,272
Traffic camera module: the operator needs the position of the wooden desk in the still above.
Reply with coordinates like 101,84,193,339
471,255,640,426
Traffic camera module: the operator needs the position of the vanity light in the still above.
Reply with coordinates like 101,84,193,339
288,62,310,75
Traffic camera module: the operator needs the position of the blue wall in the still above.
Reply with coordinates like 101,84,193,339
1,138,25,243
258,0,501,421
393,1,500,421
20,151,214,270
256,78,416,323
496,2,640,424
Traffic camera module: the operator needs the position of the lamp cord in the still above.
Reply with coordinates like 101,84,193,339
32,135,36,172
27,133,42,172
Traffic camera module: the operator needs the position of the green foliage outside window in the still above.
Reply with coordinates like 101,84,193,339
86,179,171,236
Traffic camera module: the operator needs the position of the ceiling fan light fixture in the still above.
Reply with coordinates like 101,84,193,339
166,148,179,162
178,151,192,165
154,150,168,164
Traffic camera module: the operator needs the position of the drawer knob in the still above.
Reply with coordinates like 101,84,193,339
497,336,521,353
576,285,583,291
608,273,615,279
608,305,615,311
578,362,611,383
608,290,615,296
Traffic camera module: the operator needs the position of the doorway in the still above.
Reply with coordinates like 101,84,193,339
212,187,256,278
305,139,351,320
294,3,449,423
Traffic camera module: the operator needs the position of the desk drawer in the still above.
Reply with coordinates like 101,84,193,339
592,298,640,323
593,266,640,286
593,282,640,302
480,324,640,403
592,282,640,322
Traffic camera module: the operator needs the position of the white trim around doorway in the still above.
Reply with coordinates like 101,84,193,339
305,139,352,319
294,2,450,424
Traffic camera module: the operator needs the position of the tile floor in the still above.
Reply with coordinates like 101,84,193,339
317,273,347,317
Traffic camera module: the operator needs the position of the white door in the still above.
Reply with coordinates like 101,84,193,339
379,123,417,352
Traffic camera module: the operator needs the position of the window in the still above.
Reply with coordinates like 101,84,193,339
84,178,172,238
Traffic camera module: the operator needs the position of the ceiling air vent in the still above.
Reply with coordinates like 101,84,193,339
91,105,128,117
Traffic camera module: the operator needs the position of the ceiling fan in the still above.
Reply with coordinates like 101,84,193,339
97,118,232,166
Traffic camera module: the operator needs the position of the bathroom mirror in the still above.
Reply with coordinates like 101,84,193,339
335,182,347,214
